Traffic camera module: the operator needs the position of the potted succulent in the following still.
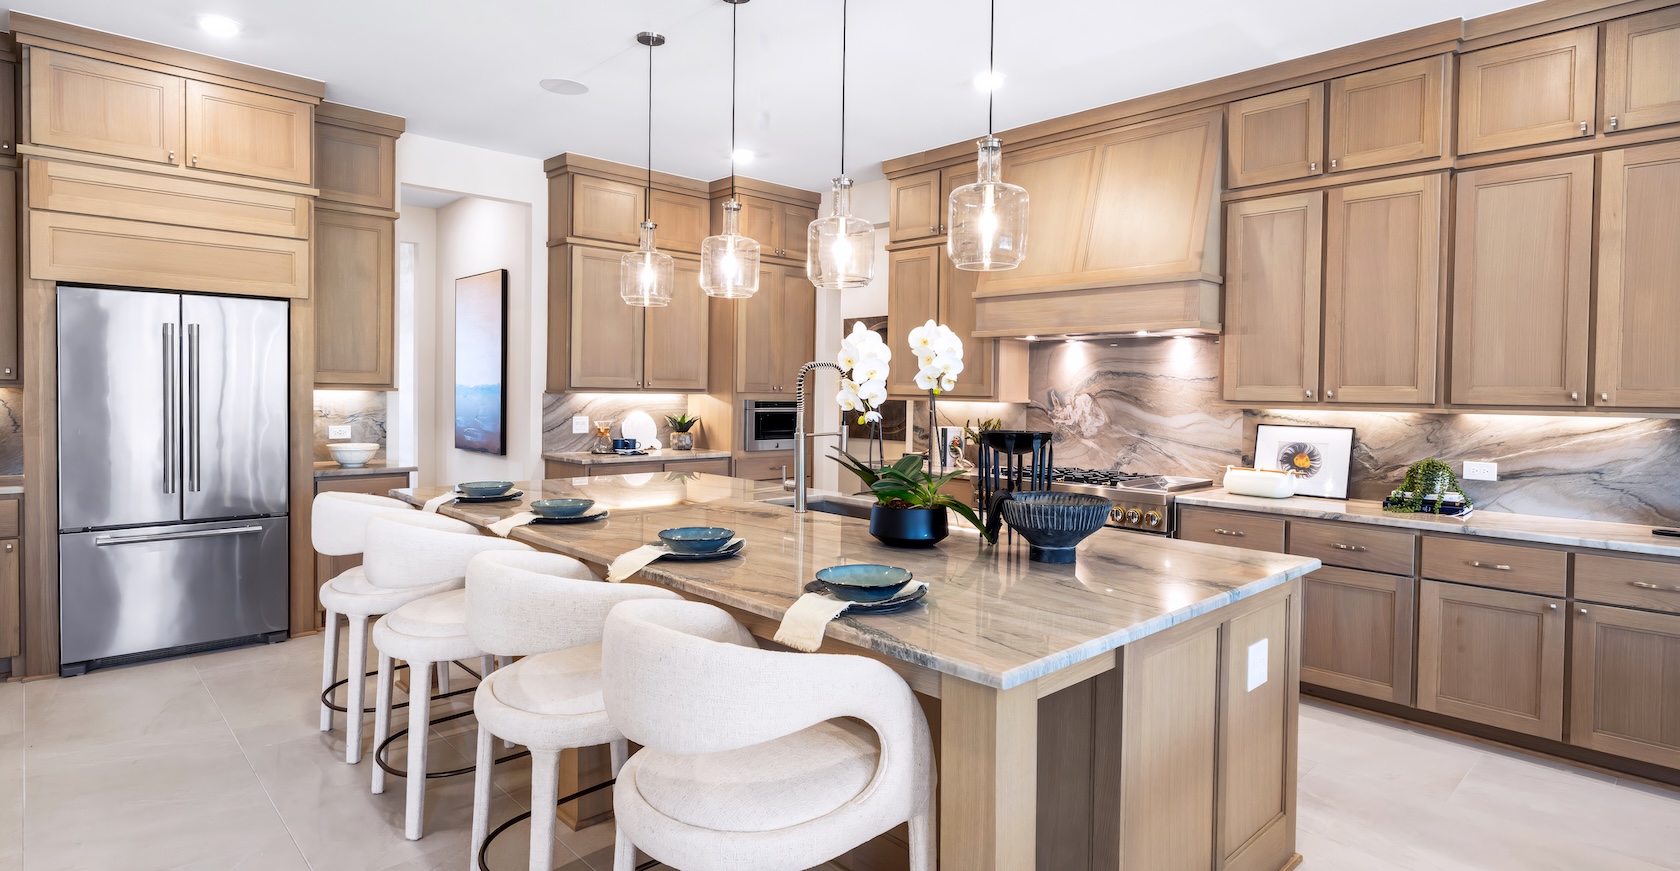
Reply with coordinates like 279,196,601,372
833,451,993,548
665,413,699,451
1385,458,1473,514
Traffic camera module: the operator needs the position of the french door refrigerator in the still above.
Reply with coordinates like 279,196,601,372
57,285,290,675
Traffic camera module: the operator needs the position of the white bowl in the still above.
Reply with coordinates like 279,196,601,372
329,442,380,468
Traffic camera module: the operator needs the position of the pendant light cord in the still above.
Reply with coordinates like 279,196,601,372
645,36,653,222
988,0,996,136
730,0,738,201
839,0,848,176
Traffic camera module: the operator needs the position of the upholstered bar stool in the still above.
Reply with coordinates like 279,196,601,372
464,550,683,871
313,493,414,749
601,599,938,871
365,527,533,840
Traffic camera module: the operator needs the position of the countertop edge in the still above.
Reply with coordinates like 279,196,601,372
542,450,733,465
313,463,419,479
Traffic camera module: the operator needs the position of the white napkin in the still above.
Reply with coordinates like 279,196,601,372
487,512,538,537
606,545,670,583
421,492,456,513
773,582,928,653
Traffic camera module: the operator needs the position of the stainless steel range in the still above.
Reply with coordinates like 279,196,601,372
1048,468,1215,535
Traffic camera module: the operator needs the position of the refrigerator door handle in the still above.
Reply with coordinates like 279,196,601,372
187,323,200,492
93,525,264,547
162,323,176,495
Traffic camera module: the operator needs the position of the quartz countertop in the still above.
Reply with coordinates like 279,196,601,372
392,473,1319,690
313,460,419,479
542,449,732,466
1176,490,1680,560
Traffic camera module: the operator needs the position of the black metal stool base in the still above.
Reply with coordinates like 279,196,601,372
321,659,481,714
476,778,661,871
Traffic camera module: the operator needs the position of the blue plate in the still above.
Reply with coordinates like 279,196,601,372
530,509,607,525
453,490,523,504
657,527,736,554
814,564,914,603
457,480,515,497
804,580,927,613
531,498,595,518
649,539,743,561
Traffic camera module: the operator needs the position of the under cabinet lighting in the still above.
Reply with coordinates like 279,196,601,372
198,14,241,37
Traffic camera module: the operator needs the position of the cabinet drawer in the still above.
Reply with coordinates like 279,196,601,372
0,498,19,538
1178,507,1286,553
1421,536,1566,596
734,452,795,483
664,458,731,476
1575,553,1680,615
1289,520,1413,576
591,461,665,476
29,161,312,239
30,210,310,300
315,473,410,497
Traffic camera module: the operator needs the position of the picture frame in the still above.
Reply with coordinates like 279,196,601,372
454,269,508,455
1254,424,1354,499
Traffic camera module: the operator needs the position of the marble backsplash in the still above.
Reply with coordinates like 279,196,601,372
542,393,693,454
314,390,388,462
1024,337,1680,526
0,389,20,477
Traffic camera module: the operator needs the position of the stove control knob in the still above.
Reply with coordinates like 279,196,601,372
1124,508,1142,524
1143,510,1163,528
1109,508,1126,524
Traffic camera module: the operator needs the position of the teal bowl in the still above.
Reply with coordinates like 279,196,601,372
457,481,515,497
657,527,735,554
531,498,595,518
815,564,914,603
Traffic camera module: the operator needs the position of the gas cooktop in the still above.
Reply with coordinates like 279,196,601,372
1047,467,1215,534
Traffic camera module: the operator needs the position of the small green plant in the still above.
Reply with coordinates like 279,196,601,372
832,450,994,543
665,413,699,433
1387,458,1473,513
963,417,1003,445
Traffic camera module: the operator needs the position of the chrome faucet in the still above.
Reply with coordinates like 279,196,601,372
789,361,848,513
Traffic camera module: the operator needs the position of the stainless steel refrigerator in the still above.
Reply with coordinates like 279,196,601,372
57,285,290,675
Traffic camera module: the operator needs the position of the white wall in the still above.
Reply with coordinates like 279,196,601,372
810,178,893,491
389,205,436,468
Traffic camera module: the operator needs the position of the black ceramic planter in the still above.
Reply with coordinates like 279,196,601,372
869,505,949,548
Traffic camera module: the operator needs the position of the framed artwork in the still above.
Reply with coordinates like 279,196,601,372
454,269,508,455
1255,424,1354,499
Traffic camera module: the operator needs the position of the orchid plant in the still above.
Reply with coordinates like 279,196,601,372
836,321,891,425
908,320,964,393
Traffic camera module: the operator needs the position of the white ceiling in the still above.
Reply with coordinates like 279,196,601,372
12,0,1528,190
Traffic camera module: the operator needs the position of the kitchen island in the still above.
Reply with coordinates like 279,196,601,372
394,473,1320,871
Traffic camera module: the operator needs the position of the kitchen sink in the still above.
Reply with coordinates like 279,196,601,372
764,495,875,520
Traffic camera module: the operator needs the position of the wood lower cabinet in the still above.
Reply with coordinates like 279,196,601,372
0,537,18,661
1595,142,1680,409
889,169,943,243
556,244,708,392
1178,507,1287,553
184,80,312,185
1603,7,1680,135
1458,27,1598,154
1450,155,1594,407
1569,603,1680,770
314,474,410,626
1227,84,1324,187
29,49,183,165
545,457,732,478
1417,580,1565,740
1300,567,1415,704
1222,192,1323,404
0,168,16,385
1327,56,1446,173
314,209,394,387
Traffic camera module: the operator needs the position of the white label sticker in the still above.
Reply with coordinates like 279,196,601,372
1247,638,1270,692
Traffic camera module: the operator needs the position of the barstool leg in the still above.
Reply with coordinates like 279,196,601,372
469,725,494,871
371,651,395,794
610,738,628,775
527,749,560,871
405,660,433,840
437,661,452,694
344,615,370,764
613,824,638,871
319,609,341,732
909,788,937,871
496,656,515,750
479,654,494,680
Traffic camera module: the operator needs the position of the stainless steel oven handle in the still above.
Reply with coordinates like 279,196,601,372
162,323,176,495
187,324,200,492
95,525,264,547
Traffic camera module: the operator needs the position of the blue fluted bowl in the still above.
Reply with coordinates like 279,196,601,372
531,498,595,518
657,527,736,554
815,564,914,603
457,480,514,497
999,492,1113,563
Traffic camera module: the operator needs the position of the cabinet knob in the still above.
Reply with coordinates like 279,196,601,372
1326,389,1335,399
169,150,176,163
191,155,199,166
1,142,9,150
3,543,11,552
2,368,11,376
1579,121,1589,135
1570,392,1580,402
1329,158,1339,170
1601,392,1610,402
1579,608,1588,616
1305,389,1314,399
1548,603,1558,611
1309,162,1318,173
1609,115,1620,131
930,225,939,233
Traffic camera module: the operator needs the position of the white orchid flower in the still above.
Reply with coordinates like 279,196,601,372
914,366,942,391
853,357,889,384
836,379,860,411
932,330,963,357
934,351,964,377
857,380,888,406
941,374,958,392
836,338,860,371
908,319,940,355
862,409,882,424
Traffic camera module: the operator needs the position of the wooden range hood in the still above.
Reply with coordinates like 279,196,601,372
967,109,1225,338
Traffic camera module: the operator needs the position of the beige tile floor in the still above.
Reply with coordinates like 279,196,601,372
1,636,1677,871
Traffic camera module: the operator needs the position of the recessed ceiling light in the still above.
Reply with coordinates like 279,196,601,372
539,78,589,96
972,70,1006,92
197,14,241,38
731,148,756,165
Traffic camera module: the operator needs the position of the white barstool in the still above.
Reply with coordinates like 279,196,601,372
464,550,683,871
601,599,937,871
313,493,414,749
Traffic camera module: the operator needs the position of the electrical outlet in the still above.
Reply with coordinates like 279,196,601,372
1463,461,1498,481
328,425,352,440
572,415,590,434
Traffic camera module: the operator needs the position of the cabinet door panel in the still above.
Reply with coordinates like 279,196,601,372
31,49,183,164
1417,581,1564,739
185,81,312,184
734,266,780,393
1328,56,1446,172
890,169,943,243
1603,7,1680,134
1450,156,1593,407
777,202,818,261
1596,143,1680,408
1222,193,1323,403
1301,567,1414,704
737,197,777,255
1458,28,1597,154
777,266,816,382
568,246,643,389
1324,174,1442,405
643,260,708,391
571,176,644,246
887,247,940,396
0,169,15,384
649,189,708,255
0,61,16,151
1570,604,1680,770
1228,84,1325,187
940,253,996,400
0,538,16,660
316,123,395,209
314,210,394,387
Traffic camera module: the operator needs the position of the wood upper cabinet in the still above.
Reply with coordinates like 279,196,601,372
570,175,646,247
1603,7,1680,134
1451,156,1593,407
1301,567,1415,705
1458,28,1598,154
886,244,1015,400
650,188,709,254
313,209,394,388
0,61,16,153
1222,192,1323,404
1327,56,1447,173
734,264,815,393
1228,84,1324,187
643,260,709,391
706,193,812,261
30,49,183,165
1569,603,1680,770
776,201,817,262
1417,580,1565,740
316,122,396,209
735,196,777,253
1596,142,1680,409
560,244,707,392
889,169,943,243
184,81,312,184
1323,174,1443,405
887,247,940,395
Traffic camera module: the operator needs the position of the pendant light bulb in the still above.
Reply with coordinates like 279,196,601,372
702,0,762,298
622,31,675,307
948,1,1029,272
807,0,875,291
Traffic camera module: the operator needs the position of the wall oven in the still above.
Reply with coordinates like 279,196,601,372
743,400,797,451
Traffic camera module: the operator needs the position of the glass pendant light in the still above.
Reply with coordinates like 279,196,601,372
948,0,1028,272
701,0,761,299
806,0,874,291
622,31,675,307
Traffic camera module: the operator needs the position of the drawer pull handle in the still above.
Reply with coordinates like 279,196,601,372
1330,543,1368,552
1469,561,1512,571
1631,581,1680,593
1212,528,1246,537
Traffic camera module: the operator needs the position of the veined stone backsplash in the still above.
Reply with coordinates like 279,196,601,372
1025,337,1680,526
542,393,693,454
0,389,21,476
313,390,388,462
